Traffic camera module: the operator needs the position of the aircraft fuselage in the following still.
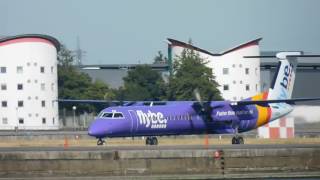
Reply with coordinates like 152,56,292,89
88,101,292,138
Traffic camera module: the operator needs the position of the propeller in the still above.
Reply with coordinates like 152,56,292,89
192,88,214,122
192,88,215,145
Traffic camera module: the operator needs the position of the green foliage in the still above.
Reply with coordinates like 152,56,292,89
153,51,167,64
58,44,74,67
58,45,110,113
167,48,222,101
120,65,166,101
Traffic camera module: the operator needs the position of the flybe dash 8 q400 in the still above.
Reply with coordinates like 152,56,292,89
59,52,320,145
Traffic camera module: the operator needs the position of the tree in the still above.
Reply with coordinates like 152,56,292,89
153,51,167,64
121,65,166,101
167,48,222,101
58,45,110,113
58,44,74,66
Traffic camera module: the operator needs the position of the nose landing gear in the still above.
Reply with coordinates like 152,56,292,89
97,138,106,146
145,136,158,145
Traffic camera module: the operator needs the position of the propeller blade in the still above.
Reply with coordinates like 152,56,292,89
193,88,203,105
192,88,214,122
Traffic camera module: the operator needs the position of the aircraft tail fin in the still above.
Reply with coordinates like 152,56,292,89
267,52,299,100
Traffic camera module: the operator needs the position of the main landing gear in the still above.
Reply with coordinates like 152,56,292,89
97,138,106,146
231,136,244,144
145,136,158,145
232,126,244,144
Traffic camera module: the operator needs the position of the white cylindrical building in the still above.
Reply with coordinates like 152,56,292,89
0,34,60,130
167,38,261,101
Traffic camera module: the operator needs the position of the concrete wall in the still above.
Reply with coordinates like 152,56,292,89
0,147,319,178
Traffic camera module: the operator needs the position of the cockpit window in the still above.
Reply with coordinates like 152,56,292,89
113,113,123,118
101,112,113,118
100,112,124,119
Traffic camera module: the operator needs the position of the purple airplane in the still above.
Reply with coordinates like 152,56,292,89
61,52,320,145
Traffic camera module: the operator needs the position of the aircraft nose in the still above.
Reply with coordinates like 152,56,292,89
88,121,107,137
87,128,95,136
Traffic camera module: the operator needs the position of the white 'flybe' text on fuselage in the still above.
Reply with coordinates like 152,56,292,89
136,110,167,129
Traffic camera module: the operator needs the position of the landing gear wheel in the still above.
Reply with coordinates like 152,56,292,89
238,137,244,144
151,137,158,145
232,137,237,144
97,138,105,146
146,137,158,145
232,136,244,144
146,137,152,145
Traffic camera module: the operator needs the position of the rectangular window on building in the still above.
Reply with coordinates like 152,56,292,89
0,67,6,73
246,84,250,91
17,84,23,90
40,66,45,73
223,68,229,75
2,117,8,125
223,85,229,91
18,101,24,107
17,66,23,74
18,118,24,124
245,68,249,75
41,83,45,91
51,66,54,74
53,117,55,125
41,100,45,107
1,84,6,90
42,118,46,124
1,101,7,107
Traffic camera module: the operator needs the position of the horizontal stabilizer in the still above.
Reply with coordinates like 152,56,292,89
244,55,320,59
233,97,320,106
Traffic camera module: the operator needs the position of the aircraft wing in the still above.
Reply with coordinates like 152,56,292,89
57,99,124,104
57,99,165,106
233,98,320,106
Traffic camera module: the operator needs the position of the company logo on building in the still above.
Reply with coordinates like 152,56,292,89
136,110,167,129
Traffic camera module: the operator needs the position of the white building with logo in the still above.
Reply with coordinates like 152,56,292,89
0,34,60,130
167,38,261,101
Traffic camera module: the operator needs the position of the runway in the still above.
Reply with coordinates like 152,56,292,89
0,143,319,152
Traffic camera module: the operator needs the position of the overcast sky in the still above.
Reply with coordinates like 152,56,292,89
1,0,320,64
